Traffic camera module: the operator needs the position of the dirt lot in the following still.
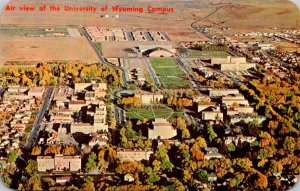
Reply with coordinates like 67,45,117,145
0,35,99,65
273,41,300,53
198,0,300,30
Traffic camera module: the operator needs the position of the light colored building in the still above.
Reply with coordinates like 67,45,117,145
70,123,108,134
219,63,256,71
208,89,240,97
204,147,222,160
117,148,153,161
226,106,254,116
211,56,255,71
68,100,86,111
225,135,256,145
229,113,266,124
88,133,109,147
201,107,223,121
135,92,164,105
222,99,249,106
28,87,45,98
148,118,177,139
37,155,81,172
211,56,246,64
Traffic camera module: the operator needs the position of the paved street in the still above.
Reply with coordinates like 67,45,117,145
144,58,161,88
24,87,54,149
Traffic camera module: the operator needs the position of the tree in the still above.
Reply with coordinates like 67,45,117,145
255,173,268,189
85,152,97,172
7,151,18,164
1,175,12,187
63,145,76,156
167,178,185,191
25,160,38,176
116,161,143,175
207,124,217,142
31,146,42,156
81,182,95,191
197,169,208,182
227,143,236,152
145,167,160,184
283,136,296,153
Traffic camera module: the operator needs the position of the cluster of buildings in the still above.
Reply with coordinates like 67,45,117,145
0,86,43,155
35,82,111,172
49,82,109,135
85,26,170,42
198,88,265,124
129,68,146,84
211,56,256,71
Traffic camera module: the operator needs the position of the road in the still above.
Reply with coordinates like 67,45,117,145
144,57,161,88
80,27,128,87
24,87,54,149
175,58,207,92
191,5,226,39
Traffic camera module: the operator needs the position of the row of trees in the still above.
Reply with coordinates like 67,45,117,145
0,62,123,87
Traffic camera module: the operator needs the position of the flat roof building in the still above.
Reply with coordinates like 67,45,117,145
148,118,177,139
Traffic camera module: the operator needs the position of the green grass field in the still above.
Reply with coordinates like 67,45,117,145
126,107,183,120
95,43,103,54
188,50,230,58
159,77,190,89
0,27,68,37
150,58,190,88
150,58,177,66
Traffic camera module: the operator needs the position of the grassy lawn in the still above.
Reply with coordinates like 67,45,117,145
150,58,177,66
188,50,230,58
95,43,103,54
0,27,68,36
159,77,190,89
126,107,183,120
154,67,184,77
150,58,191,88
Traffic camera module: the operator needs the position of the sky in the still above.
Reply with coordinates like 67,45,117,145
291,0,300,10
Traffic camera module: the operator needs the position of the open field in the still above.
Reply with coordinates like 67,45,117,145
0,27,69,37
0,1,298,38
198,0,300,30
151,58,184,77
126,107,183,120
273,41,300,53
159,77,191,89
188,50,230,58
150,58,191,88
0,35,99,65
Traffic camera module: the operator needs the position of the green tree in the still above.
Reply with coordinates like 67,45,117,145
25,160,38,176
85,152,97,172
207,124,217,142
227,143,236,152
145,167,160,184
1,175,12,187
7,151,18,164
197,169,208,182
82,181,95,191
